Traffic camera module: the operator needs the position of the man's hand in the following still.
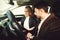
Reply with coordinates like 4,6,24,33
27,32,34,39
18,21,21,25
27,32,32,38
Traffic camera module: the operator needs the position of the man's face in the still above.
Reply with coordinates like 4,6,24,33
34,8,41,18
24,8,31,17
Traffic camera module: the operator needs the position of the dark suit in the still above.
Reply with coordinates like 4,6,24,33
21,15,39,36
33,13,60,40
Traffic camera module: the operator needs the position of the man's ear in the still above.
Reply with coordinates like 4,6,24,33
35,8,38,11
40,9,45,13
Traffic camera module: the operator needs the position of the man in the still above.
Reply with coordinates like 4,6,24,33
20,5,38,40
27,1,60,40
21,5,38,31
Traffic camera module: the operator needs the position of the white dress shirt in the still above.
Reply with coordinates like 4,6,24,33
24,17,30,30
24,17,35,31
36,13,51,37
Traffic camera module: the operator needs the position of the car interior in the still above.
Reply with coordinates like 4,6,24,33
0,0,60,40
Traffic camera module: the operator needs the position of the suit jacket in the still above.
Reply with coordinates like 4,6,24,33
33,13,60,40
21,16,39,35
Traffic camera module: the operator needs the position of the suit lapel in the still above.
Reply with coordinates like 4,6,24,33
29,17,33,28
39,13,55,34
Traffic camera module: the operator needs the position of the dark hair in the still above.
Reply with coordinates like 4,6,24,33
33,1,50,13
25,5,34,16
25,5,33,12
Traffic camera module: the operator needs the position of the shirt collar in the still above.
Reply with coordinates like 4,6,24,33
26,16,30,18
41,13,51,21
